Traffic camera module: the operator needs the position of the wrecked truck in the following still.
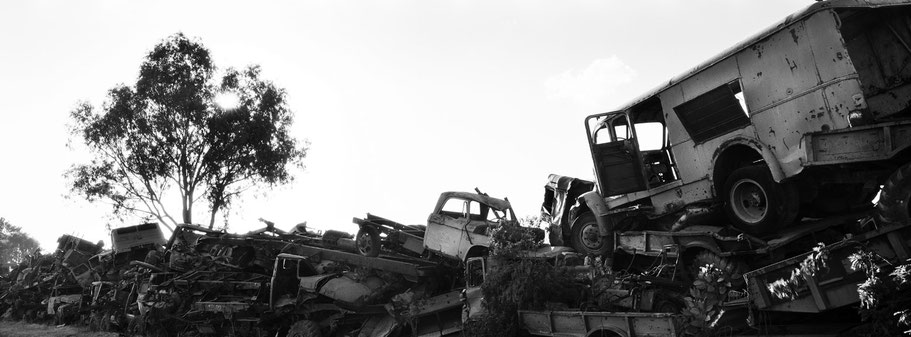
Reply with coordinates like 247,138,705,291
539,0,911,333
546,0,911,261
542,0,911,291
462,246,682,337
353,190,543,263
267,241,456,337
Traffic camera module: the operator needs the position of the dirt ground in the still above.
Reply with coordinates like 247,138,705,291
0,320,119,337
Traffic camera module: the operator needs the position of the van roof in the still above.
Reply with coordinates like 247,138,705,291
615,0,911,112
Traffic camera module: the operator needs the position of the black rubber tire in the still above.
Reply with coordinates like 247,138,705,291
355,227,382,257
877,163,911,225
688,250,747,289
570,212,611,255
652,290,685,314
287,320,322,337
722,165,799,235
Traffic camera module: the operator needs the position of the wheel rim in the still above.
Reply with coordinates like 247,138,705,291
357,232,374,255
730,178,768,224
579,223,602,250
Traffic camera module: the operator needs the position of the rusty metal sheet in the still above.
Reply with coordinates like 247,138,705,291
46,294,81,314
298,274,336,293
192,301,252,314
519,310,677,337
405,290,462,317
738,12,827,107
434,192,512,212
318,276,375,305
357,315,397,337
807,10,857,83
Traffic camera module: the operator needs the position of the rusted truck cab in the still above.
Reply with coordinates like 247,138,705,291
423,191,518,262
556,0,911,254
352,191,535,263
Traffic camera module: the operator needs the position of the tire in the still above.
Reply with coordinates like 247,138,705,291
356,227,382,257
722,165,799,235
287,320,322,337
570,213,610,255
877,163,911,225
652,291,685,314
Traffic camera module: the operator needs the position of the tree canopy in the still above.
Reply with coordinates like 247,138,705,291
0,218,40,274
68,33,306,230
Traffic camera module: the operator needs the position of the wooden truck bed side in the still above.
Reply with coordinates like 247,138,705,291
518,310,678,337
744,222,911,313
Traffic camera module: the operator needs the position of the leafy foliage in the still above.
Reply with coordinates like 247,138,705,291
848,247,911,335
0,218,40,275
67,33,307,230
682,264,730,336
768,242,911,335
487,215,546,257
767,243,829,300
464,216,582,337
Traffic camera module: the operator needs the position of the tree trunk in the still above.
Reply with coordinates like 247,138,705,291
208,210,217,229
183,199,192,225
208,200,221,229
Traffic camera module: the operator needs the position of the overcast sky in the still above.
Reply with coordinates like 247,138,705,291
0,0,815,250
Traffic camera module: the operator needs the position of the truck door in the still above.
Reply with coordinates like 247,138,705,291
463,257,486,321
586,112,648,196
425,197,471,261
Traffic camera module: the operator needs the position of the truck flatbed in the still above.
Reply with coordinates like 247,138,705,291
518,310,678,337
743,221,911,313
276,244,441,278
614,212,868,258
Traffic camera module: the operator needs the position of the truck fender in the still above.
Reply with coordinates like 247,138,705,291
580,191,615,266
760,144,786,182
712,138,786,183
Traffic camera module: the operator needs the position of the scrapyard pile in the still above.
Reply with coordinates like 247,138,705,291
0,190,547,337
0,222,452,336
1,185,910,337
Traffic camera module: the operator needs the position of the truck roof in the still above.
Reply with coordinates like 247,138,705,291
615,0,911,112
437,191,512,211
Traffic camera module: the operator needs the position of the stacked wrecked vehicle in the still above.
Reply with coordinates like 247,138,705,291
4,2,911,336
0,190,539,337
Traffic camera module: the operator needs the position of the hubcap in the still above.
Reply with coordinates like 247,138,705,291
358,232,373,253
580,223,602,250
730,178,768,224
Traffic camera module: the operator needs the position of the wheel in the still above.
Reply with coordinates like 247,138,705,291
287,320,322,337
877,163,911,224
722,165,798,235
652,291,685,314
356,227,382,257
570,213,610,255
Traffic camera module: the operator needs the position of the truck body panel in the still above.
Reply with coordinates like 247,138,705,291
559,0,911,242
518,310,678,337
110,223,166,253
745,221,911,312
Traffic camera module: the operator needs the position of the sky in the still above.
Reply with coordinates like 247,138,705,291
0,0,815,251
